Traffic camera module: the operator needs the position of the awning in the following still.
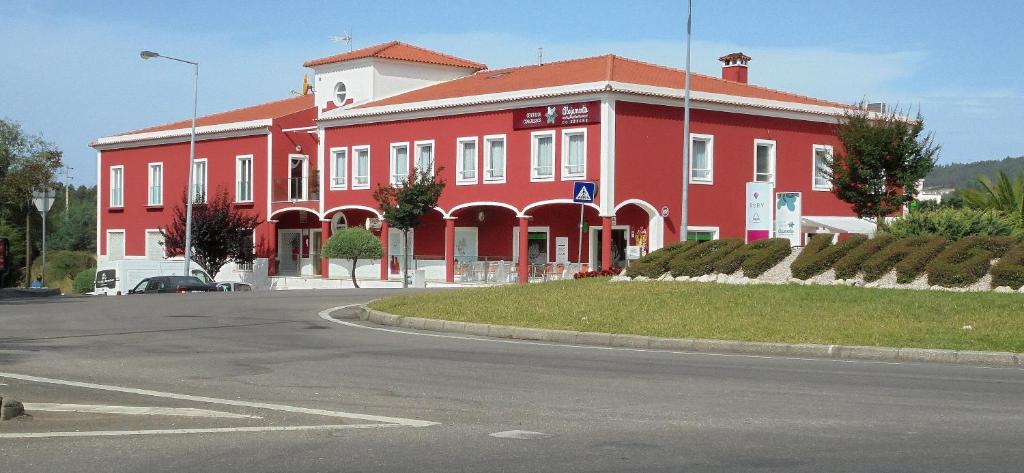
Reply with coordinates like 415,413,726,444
801,216,877,236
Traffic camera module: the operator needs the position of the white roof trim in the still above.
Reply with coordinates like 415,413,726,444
801,216,878,235
93,119,273,148
606,82,853,117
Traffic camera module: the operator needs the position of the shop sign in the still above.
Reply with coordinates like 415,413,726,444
555,237,569,263
745,182,774,243
775,192,802,246
513,101,600,129
626,245,642,260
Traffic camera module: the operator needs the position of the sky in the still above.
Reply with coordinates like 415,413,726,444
2,0,1022,186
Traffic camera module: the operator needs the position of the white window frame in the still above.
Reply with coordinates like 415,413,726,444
329,147,348,190
685,226,720,241
145,229,164,259
753,139,776,184
689,134,714,185
483,134,507,184
351,145,371,190
456,136,478,185
147,162,162,206
106,229,126,260
235,154,254,203
561,128,587,181
530,131,555,182
812,144,833,191
109,165,124,208
286,154,309,201
414,140,435,176
192,158,208,204
512,226,551,264
389,142,410,186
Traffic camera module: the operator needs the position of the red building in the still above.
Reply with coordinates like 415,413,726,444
93,41,869,286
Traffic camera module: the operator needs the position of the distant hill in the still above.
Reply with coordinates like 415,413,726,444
924,156,1024,190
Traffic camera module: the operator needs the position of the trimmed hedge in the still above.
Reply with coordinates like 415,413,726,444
714,238,792,278
990,244,1024,289
623,241,697,278
893,237,947,283
887,208,1019,240
669,239,744,277
790,234,867,280
833,234,896,280
927,236,1014,287
861,236,940,282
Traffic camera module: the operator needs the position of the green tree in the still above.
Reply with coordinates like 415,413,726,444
161,188,262,279
961,171,1024,226
321,227,382,288
829,105,940,230
48,185,98,252
372,168,445,288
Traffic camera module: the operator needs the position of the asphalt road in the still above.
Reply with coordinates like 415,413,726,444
1,290,1023,472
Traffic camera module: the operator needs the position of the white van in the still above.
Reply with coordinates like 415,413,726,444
94,259,214,296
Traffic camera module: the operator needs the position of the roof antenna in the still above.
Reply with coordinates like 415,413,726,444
537,47,543,65
329,31,353,51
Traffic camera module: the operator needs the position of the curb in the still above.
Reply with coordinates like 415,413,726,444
351,307,1023,368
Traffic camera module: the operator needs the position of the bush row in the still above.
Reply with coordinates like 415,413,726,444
833,233,896,280
669,239,744,277
714,238,792,278
859,236,941,282
623,241,697,278
927,236,1014,287
790,234,867,280
990,244,1024,289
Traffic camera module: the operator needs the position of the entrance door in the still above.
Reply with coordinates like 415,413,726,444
592,228,627,269
309,229,322,276
278,230,302,275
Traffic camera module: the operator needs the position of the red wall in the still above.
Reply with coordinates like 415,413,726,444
615,101,855,242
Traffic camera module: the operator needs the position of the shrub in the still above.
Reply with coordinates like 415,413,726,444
790,234,867,280
321,227,382,288
624,241,697,278
833,234,896,279
714,238,792,278
30,250,96,286
574,267,621,279
990,245,1024,289
887,208,1019,240
861,236,940,282
893,237,947,283
73,268,96,294
927,236,1014,287
668,239,743,277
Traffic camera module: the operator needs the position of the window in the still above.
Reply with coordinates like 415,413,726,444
390,142,410,186
109,165,124,208
685,226,719,241
288,155,308,201
330,147,347,189
352,146,370,189
483,134,506,183
812,144,833,191
334,82,347,106
561,128,586,180
456,137,478,185
531,131,554,181
192,159,208,203
414,140,434,176
147,163,162,206
689,134,714,184
236,155,253,202
754,140,776,183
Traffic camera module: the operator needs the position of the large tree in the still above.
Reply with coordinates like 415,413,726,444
372,168,445,288
321,227,382,288
829,105,939,230
161,188,262,279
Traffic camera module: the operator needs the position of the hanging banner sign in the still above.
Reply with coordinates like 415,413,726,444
775,192,802,246
513,101,600,129
745,182,774,243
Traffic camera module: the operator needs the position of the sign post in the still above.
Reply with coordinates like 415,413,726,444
774,192,802,246
572,181,597,266
744,182,774,243
32,190,55,284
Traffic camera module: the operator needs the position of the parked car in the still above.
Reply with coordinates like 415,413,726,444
127,276,217,294
215,282,254,292
94,259,214,296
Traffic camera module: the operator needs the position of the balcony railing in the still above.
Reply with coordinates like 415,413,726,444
272,176,319,202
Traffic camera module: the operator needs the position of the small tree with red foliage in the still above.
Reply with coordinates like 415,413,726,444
161,188,262,279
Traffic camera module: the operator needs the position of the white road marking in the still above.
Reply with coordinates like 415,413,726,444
489,430,554,440
23,403,262,419
320,306,1023,372
0,372,438,428
0,423,400,439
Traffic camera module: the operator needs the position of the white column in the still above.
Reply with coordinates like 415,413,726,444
599,97,616,215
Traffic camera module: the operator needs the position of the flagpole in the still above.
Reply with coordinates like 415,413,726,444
680,0,692,243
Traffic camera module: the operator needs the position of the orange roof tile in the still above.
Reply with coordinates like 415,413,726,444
357,54,851,111
303,41,486,70
118,94,314,135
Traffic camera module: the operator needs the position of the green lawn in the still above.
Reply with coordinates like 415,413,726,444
369,278,1024,353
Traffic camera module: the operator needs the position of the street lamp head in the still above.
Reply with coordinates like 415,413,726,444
140,50,160,60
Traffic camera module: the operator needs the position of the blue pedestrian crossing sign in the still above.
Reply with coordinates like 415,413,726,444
572,181,597,203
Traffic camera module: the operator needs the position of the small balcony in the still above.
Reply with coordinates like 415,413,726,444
272,176,319,202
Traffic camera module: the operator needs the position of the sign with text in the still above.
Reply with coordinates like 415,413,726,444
745,182,774,243
513,101,600,130
555,237,569,263
775,192,802,246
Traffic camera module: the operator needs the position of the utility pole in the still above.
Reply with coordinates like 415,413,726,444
680,0,693,243
63,165,74,216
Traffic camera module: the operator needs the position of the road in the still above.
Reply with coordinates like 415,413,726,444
1,290,1023,472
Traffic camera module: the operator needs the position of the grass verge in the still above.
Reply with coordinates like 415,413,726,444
369,278,1024,353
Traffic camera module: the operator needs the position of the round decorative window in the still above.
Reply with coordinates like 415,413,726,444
333,82,347,106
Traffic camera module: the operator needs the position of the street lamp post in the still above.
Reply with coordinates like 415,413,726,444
680,0,693,243
141,50,198,277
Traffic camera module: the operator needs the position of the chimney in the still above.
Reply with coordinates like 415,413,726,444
718,52,751,84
